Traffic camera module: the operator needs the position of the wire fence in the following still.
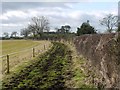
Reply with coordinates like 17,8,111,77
0,43,51,74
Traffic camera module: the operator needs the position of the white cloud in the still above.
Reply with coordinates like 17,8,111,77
1,23,23,27
68,11,81,20
1,10,28,20
64,3,74,8
1,2,118,34
0,15,9,20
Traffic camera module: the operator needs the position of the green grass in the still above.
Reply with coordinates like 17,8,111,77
2,41,95,89
1,40,45,56
64,41,95,88
2,42,72,89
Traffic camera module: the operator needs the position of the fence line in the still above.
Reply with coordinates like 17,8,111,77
0,43,51,74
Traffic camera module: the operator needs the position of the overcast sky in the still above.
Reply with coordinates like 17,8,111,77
0,1,119,36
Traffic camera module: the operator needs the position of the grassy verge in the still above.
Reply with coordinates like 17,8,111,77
2,42,72,89
2,41,95,89
64,41,95,88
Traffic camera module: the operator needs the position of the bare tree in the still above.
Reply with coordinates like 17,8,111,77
21,28,30,38
30,16,50,37
64,25,71,33
28,25,37,39
56,25,71,33
3,32,9,38
11,31,18,37
100,14,118,33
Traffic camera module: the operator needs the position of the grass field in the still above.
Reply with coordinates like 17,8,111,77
1,40,49,56
1,40,51,74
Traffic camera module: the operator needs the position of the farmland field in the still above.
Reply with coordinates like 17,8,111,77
1,40,50,56
1,40,51,75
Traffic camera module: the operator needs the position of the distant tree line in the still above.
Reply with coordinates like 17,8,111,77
2,31,23,40
19,16,74,41
76,14,119,36
2,14,119,40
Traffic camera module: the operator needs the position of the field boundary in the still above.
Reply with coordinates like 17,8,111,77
0,44,39,58
1,41,52,74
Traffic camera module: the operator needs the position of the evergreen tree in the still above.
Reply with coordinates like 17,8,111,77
77,20,96,36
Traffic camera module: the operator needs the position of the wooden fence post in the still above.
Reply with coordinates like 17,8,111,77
44,45,46,50
33,48,35,57
7,55,9,73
